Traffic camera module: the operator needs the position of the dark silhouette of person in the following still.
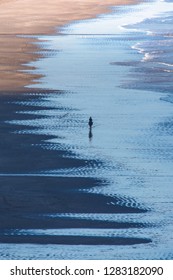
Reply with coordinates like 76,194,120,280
88,117,93,129
88,117,93,141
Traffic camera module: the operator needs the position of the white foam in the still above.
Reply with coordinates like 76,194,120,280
60,0,173,35
158,62,173,67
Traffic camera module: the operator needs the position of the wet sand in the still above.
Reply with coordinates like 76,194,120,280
0,0,139,92
0,236,151,245
0,0,146,247
0,93,149,246
1,0,173,259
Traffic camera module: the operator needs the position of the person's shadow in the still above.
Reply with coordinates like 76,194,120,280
89,127,93,141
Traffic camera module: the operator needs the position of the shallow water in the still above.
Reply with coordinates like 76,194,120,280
1,0,173,259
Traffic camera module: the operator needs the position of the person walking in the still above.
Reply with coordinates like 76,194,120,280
88,117,93,129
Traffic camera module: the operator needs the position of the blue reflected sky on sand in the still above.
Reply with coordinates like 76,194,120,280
7,0,173,259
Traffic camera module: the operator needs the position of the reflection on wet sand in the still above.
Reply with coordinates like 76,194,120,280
0,93,150,248
0,0,137,92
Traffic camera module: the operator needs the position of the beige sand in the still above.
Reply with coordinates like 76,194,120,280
0,0,139,92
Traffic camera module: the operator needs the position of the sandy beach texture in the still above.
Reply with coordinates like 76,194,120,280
0,93,149,246
0,0,138,92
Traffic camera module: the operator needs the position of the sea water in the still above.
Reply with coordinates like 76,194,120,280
1,0,173,259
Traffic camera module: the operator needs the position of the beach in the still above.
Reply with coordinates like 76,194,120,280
1,0,173,260
0,0,137,92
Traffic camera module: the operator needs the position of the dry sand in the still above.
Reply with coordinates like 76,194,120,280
0,0,139,92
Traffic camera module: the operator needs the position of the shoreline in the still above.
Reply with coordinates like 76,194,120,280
0,0,140,92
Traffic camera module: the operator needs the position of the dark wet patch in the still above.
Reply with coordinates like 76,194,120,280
0,235,152,246
31,216,150,229
0,92,149,245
